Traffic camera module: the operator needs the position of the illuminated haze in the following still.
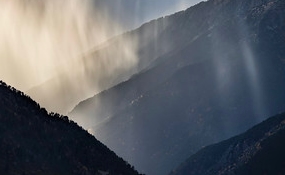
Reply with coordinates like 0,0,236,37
0,0,203,114
0,0,138,113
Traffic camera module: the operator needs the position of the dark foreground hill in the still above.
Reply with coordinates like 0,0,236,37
170,112,285,175
0,81,141,175
71,0,285,175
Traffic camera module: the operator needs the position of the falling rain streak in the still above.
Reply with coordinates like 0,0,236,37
238,20,267,121
0,0,138,113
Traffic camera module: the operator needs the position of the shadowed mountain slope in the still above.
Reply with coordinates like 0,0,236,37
169,112,285,175
0,80,141,175
71,0,285,174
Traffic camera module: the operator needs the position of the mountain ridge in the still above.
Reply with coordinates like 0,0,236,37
70,0,285,174
169,112,285,175
0,80,141,175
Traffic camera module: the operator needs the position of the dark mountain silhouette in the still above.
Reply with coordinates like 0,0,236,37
169,112,285,175
0,80,141,175
71,0,285,174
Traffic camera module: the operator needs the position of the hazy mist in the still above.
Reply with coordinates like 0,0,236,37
0,0,203,114
0,0,138,113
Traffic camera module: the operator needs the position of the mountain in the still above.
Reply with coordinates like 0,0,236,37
169,112,285,175
0,80,141,175
26,0,201,115
71,0,285,175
